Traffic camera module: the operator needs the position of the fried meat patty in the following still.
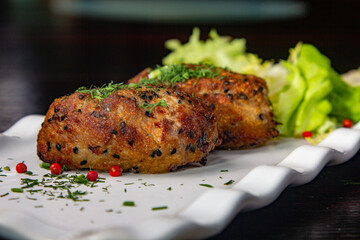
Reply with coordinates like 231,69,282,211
128,64,278,149
37,86,219,173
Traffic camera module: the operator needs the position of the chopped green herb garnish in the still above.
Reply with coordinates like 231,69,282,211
8,198,19,200
72,174,89,184
11,188,24,193
224,180,235,185
76,81,127,102
220,170,229,172
199,184,214,188
0,193,9,198
40,162,51,170
102,185,111,193
138,99,168,113
61,165,68,171
167,187,172,191
142,64,221,86
21,178,40,189
65,189,89,202
10,172,105,202
27,189,43,194
141,182,155,187
25,171,36,176
123,201,135,207
4,166,10,171
152,206,168,211
26,196,37,201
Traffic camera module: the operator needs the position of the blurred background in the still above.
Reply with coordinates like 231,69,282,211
0,0,359,131
1,1,360,239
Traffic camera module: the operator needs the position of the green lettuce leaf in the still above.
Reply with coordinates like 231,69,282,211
290,43,334,136
276,61,306,136
329,68,360,122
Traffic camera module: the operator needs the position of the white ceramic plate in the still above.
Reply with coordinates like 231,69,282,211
0,115,359,240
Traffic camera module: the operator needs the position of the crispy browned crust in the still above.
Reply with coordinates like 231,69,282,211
37,87,219,173
129,64,278,149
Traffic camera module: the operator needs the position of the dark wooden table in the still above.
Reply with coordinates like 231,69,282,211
1,1,360,239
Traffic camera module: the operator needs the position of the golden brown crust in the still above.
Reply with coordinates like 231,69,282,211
37,87,219,173
128,64,278,149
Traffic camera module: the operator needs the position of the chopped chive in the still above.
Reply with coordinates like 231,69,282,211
11,188,24,193
25,171,35,176
123,201,135,207
0,193,9,197
152,206,168,211
40,162,51,170
26,196,37,201
138,99,169,113
4,166,10,171
199,184,214,188
224,180,235,185
220,170,228,172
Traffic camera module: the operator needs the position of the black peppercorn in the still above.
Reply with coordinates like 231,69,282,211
73,147,79,154
56,143,61,151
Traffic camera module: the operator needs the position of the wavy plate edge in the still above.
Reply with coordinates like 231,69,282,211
1,115,360,240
